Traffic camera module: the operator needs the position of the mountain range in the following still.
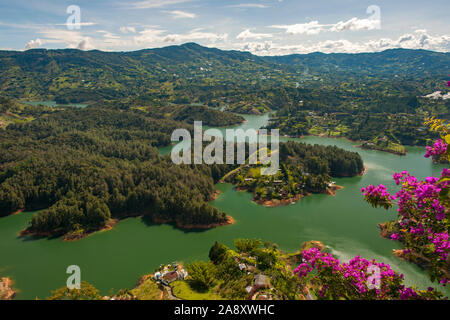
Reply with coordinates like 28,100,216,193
0,43,449,101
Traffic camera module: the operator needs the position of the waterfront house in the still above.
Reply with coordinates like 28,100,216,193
245,274,271,300
164,271,179,283
254,274,269,288
177,268,188,280
154,272,162,281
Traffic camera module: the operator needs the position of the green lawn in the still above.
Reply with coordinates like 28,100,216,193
309,126,324,135
171,281,223,300
131,279,164,300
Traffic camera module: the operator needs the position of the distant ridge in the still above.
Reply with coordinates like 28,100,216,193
12,42,450,57
0,42,448,100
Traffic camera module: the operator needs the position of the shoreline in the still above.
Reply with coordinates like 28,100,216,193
355,144,407,156
0,277,17,300
324,185,344,196
18,218,119,242
17,189,231,241
63,219,119,241
19,213,235,241
254,193,305,207
359,165,368,176
206,118,247,129
152,215,235,230
236,184,345,207
12,209,24,216
277,131,416,156
209,189,221,201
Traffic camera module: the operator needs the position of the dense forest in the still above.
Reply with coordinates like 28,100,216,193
0,102,235,237
0,95,364,237
138,103,245,127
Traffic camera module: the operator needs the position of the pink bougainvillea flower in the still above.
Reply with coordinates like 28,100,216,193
442,168,450,177
424,139,448,158
391,233,400,240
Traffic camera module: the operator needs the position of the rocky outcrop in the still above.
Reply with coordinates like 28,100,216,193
0,277,16,300
301,240,325,252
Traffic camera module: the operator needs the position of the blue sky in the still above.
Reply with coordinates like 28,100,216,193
0,0,449,55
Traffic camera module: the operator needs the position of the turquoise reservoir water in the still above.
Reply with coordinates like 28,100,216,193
0,114,447,299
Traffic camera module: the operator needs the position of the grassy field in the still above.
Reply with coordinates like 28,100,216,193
131,279,164,300
171,281,223,300
362,136,407,155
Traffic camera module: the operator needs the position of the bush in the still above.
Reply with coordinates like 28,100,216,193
186,261,217,290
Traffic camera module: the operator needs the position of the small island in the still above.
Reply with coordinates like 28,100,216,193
223,141,364,206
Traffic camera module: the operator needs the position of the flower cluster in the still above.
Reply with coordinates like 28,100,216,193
425,139,448,159
294,248,340,278
362,168,449,285
294,248,443,300
428,232,449,262
361,184,393,210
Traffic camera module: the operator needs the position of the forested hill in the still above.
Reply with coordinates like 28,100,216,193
0,43,449,101
0,43,278,101
0,105,234,238
268,48,450,78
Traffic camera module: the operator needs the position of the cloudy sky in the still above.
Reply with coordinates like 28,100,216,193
0,0,449,55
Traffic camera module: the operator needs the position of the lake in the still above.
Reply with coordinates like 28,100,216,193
0,114,448,299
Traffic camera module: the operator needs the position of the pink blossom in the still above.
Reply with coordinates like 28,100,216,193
391,233,400,240
424,139,448,158
441,168,450,178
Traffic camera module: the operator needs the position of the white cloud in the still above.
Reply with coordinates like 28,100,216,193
53,22,98,27
364,30,450,52
120,26,137,34
271,17,381,35
236,29,273,40
168,10,196,19
242,41,273,53
28,29,96,51
239,30,450,55
331,17,380,32
130,0,191,9
271,21,324,35
133,27,227,46
134,28,167,44
0,21,98,29
25,38,44,50
227,4,268,8
23,21,450,55
163,29,228,43
98,30,121,39
76,38,95,50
